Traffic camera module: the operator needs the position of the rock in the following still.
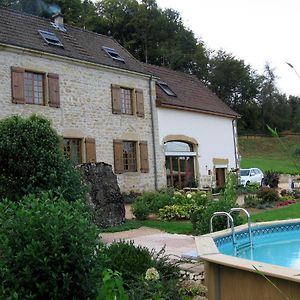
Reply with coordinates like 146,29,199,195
79,162,125,227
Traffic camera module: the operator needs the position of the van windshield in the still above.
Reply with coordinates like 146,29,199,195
240,170,250,176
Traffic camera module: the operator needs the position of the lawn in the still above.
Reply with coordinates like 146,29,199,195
249,202,300,222
239,135,300,174
99,219,194,234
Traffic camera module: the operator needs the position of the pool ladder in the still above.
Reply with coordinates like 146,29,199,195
210,208,253,253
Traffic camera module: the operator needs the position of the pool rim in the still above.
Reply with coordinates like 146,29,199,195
195,218,300,283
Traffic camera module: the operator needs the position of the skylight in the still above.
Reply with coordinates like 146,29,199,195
102,46,125,63
157,82,176,97
38,30,63,47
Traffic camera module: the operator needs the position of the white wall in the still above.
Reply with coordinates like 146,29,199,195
157,107,238,176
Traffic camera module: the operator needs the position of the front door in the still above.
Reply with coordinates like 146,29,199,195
215,168,226,187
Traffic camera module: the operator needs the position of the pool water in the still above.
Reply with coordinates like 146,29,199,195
217,227,300,269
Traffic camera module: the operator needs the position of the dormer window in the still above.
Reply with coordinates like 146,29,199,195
102,46,125,63
38,30,63,48
157,82,176,97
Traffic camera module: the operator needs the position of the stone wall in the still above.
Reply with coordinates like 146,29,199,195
0,47,166,192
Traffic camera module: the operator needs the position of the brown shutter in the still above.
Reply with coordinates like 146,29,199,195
48,73,60,108
139,141,149,173
113,139,124,174
11,67,25,104
59,136,65,154
85,138,96,163
111,84,121,114
135,89,144,117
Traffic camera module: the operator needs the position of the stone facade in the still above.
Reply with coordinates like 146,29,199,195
0,47,166,192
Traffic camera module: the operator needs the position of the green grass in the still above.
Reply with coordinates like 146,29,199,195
239,136,300,174
99,219,193,234
249,203,300,222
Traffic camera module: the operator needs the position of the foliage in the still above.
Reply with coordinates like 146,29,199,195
0,193,106,300
97,269,128,300
263,170,280,188
122,191,139,204
191,172,241,234
104,240,154,285
257,187,279,205
158,203,204,221
131,198,151,220
244,195,261,208
0,115,86,202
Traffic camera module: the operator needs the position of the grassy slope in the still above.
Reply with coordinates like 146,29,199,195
239,136,300,174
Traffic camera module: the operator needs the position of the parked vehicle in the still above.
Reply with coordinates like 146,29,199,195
240,168,264,186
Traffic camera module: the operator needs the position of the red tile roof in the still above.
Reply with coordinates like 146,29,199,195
145,64,239,118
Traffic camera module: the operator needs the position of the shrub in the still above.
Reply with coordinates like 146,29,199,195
158,203,204,221
244,195,261,208
0,193,106,300
264,170,280,188
246,182,261,193
131,198,151,220
0,115,86,201
191,172,241,234
104,241,154,285
257,187,279,204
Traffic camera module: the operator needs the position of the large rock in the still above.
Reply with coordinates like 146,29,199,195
80,162,125,227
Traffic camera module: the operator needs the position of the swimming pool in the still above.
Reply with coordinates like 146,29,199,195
195,220,300,300
216,222,300,269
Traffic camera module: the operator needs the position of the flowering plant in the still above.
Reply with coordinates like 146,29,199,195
145,267,160,281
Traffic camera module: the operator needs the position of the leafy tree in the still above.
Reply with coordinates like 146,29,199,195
0,115,85,201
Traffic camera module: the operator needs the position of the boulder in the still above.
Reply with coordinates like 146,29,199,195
79,162,125,227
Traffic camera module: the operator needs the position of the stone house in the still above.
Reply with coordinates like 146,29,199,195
145,64,240,189
0,7,239,192
0,7,165,193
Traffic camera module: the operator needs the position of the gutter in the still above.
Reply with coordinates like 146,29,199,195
149,75,158,190
232,119,239,169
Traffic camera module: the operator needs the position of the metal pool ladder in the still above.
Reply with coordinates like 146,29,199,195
230,208,253,249
210,212,237,246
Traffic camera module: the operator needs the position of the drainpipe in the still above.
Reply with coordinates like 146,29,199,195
149,75,158,190
232,118,239,169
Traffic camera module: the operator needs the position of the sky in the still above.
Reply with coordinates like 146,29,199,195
156,0,300,97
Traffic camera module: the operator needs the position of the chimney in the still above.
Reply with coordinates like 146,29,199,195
51,13,66,32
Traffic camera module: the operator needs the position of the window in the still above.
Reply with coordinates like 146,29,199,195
102,46,125,63
120,88,133,114
38,30,63,47
123,141,137,172
113,140,149,174
157,82,176,97
111,85,144,117
24,71,44,105
63,138,82,165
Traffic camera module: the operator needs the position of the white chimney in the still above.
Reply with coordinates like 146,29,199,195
51,13,66,32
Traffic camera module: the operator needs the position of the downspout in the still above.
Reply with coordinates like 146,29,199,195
149,75,158,190
232,118,239,169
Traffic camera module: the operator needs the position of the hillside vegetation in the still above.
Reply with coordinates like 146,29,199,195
239,135,300,174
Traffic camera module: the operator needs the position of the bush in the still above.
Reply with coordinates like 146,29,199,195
0,193,106,300
158,203,204,221
132,198,151,220
191,172,241,234
257,187,279,205
264,170,280,188
0,115,86,201
244,195,261,208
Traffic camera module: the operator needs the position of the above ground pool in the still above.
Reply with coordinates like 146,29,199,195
216,222,300,269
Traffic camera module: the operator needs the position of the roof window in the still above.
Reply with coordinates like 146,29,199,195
38,30,63,47
102,46,125,63
157,82,176,97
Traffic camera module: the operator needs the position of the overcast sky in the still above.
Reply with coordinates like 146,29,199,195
156,0,300,96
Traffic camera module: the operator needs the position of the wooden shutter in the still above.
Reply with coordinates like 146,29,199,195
135,89,144,117
111,84,121,114
85,138,96,163
113,139,124,174
59,136,65,154
139,141,149,173
11,66,25,104
48,73,60,108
